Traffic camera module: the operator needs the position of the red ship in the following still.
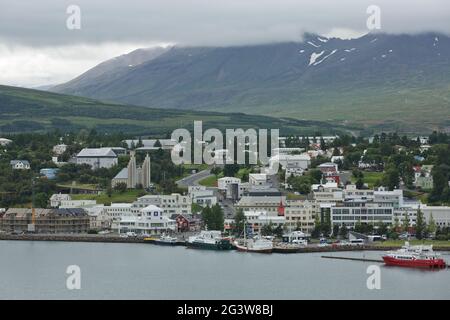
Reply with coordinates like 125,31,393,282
382,242,446,269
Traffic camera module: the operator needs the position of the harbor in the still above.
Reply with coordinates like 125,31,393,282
1,240,449,300
2,233,450,254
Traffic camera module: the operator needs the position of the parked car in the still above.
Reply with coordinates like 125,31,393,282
126,232,137,237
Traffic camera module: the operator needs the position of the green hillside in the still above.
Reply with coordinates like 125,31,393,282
0,85,348,136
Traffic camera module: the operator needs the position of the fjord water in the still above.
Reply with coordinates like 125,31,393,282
1,241,449,299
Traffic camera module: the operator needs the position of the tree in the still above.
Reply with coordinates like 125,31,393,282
402,213,410,233
261,222,274,236
114,182,127,193
233,209,246,236
311,214,321,238
332,224,339,238
415,208,426,240
203,204,224,231
427,213,437,236
356,177,364,190
339,225,348,238
154,139,162,149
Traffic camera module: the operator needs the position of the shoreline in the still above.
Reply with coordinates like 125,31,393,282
2,234,449,253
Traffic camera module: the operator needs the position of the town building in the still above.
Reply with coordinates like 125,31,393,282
330,201,394,229
312,182,343,203
112,151,151,189
236,188,285,215
188,186,217,207
270,154,311,171
171,214,202,232
284,200,318,233
50,193,72,207
118,205,176,235
10,160,30,170
218,177,241,191
249,173,268,186
0,208,89,233
52,144,68,156
132,194,191,217
0,138,12,147
123,139,177,151
76,148,118,169
226,181,249,201
59,199,98,209
244,210,286,235
413,165,434,190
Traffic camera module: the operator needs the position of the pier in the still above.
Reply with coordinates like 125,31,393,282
321,255,384,263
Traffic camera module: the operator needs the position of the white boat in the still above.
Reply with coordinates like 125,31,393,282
234,238,273,253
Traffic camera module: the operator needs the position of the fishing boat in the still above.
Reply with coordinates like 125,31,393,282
234,237,273,253
186,230,233,250
382,242,446,269
154,234,178,246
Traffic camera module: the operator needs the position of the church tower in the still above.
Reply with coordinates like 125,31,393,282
127,151,137,188
142,153,151,189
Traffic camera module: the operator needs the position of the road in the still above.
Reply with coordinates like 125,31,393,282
176,169,212,188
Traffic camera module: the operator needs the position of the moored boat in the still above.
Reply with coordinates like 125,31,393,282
382,242,446,269
186,230,233,250
234,238,273,253
154,234,178,246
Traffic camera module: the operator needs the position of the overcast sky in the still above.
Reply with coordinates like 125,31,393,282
0,0,449,87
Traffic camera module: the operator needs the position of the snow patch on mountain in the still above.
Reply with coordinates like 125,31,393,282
308,41,320,48
312,49,338,66
309,51,325,65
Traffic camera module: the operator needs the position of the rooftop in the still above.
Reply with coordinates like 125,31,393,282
77,148,117,158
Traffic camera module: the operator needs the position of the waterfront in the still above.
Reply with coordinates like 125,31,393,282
0,241,449,300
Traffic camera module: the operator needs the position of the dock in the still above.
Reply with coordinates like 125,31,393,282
321,255,384,263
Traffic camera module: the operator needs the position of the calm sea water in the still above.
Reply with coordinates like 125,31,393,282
0,240,449,300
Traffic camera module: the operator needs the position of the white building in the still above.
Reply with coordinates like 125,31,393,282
132,194,191,217
189,186,217,207
218,177,241,191
118,205,176,235
226,181,249,201
52,144,68,156
249,173,267,186
50,193,72,208
59,199,97,208
0,138,12,146
312,183,343,203
422,206,450,228
331,201,394,228
10,160,30,170
244,210,286,235
270,154,311,171
76,148,118,169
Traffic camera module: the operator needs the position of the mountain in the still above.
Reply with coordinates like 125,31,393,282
52,46,170,94
0,85,345,135
52,33,450,133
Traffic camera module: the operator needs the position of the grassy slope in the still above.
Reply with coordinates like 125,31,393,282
0,85,348,136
